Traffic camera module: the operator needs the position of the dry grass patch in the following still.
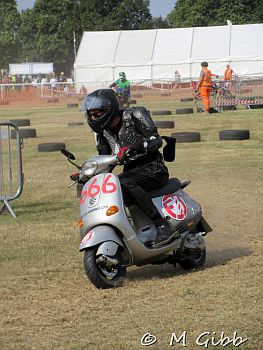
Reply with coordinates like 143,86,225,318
0,105,262,350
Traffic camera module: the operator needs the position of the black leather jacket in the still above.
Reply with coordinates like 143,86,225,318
95,107,164,170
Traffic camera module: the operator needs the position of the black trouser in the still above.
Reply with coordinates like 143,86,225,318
118,161,169,219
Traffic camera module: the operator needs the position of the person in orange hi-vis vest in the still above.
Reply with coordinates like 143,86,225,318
224,64,233,81
224,64,233,88
197,61,218,113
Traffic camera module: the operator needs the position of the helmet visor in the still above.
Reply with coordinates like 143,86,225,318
84,95,111,111
87,108,109,120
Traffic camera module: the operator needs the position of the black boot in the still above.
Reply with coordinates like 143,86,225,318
152,217,174,245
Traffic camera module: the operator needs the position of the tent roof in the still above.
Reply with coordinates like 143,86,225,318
74,23,263,81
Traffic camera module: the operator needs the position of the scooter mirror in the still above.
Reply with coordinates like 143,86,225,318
61,149,75,160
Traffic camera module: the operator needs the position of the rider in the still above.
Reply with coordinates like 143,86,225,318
79,88,173,245
109,72,131,103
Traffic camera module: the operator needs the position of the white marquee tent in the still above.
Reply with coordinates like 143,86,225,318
74,23,263,83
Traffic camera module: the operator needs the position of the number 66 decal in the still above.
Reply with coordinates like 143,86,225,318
80,174,117,204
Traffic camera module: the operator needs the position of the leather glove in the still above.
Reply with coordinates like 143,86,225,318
70,172,80,181
117,146,131,163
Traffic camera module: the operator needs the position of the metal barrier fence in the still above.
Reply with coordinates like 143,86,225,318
0,75,263,107
0,122,23,219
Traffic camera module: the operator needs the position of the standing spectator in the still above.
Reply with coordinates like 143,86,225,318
49,73,57,90
197,62,218,113
58,72,67,91
224,64,236,89
2,75,10,84
37,73,42,84
11,74,16,91
16,75,22,93
2,75,11,93
79,85,87,95
224,64,233,82
58,72,66,83
174,70,181,88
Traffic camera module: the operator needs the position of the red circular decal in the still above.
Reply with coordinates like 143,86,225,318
81,230,94,244
162,194,187,221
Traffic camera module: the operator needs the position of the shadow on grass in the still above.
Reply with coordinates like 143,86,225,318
14,201,76,215
127,246,253,282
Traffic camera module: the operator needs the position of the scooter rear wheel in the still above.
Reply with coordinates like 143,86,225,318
83,246,126,289
178,247,206,270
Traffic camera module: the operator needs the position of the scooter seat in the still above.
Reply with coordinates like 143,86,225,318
148,178,182,198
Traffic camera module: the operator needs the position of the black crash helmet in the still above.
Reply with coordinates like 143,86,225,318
85,89,119,133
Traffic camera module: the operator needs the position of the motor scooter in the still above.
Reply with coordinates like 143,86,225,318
61,149,212,289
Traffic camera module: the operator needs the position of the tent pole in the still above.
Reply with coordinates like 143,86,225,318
113,31,122,81
150,29,158,82
227,20,232,64
189,27,195,85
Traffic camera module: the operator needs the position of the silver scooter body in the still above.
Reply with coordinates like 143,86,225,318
78,155,206,266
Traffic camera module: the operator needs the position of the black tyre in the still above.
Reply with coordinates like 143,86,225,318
247,104,263,109
152,110,172,116
10,119,30,127
67,103,78,108
176,108,193,115
83,246,126,289
11,128,37,139
180,97,193,102
218,105,237,111
219,129,250,141
38,142,66,152
154,121,175,129
178,248,206,270
171,132,201,143
68,121,84,126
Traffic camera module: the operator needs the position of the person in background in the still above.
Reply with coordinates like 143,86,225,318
110,72,130,92
58,72,67,90
79,85,87,95
49,72,57,90
109,72,131,105
197,62,218,113
174,70,181,88
224,64,236,88
11,74,16,91
58,72,67,83
224,64,232,81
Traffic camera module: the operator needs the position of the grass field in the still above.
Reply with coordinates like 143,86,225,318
0,99,263,350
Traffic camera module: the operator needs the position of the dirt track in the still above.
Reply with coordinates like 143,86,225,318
0,106,262,350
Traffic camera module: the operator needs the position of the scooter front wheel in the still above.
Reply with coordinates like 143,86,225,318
83,246,126,289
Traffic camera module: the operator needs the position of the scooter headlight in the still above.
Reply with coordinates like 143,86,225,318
81,161,98,177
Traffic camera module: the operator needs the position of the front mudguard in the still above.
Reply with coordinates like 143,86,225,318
79,225,124,253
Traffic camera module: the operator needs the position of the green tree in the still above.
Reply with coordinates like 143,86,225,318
79,0,152,31
149,16,170,29
16,0,168,74
0,0,21,68
17,8,38,63
19,0,81,74
167,0,263,28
